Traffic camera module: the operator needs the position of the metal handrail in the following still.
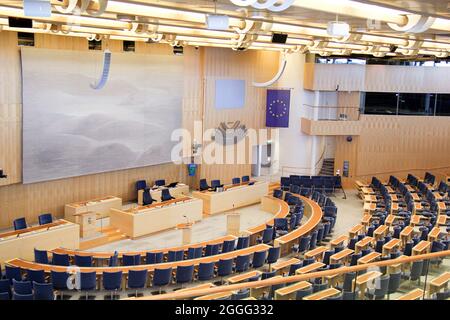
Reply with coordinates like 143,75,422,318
130,250,450,300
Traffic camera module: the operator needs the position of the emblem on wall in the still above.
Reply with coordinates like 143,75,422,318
212,121,248,145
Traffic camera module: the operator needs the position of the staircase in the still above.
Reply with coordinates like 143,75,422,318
80,226,128,250
319,158,335,176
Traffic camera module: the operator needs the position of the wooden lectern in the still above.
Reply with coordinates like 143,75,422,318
73,211,97,238
227,213,241,236
177,222,194,245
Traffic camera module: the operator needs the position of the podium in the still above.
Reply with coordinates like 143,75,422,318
177,222,193,245
73,211,97,238
227,213,241,237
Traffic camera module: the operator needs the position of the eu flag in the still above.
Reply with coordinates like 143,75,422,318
265,89,290,128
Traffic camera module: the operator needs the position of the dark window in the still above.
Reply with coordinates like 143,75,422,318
123,40,135,52
363,92,398,115
88,39,102,50
398,93,434,116
18,32,34,46
435,94,450,116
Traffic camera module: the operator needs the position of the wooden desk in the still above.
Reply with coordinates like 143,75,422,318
361,187,375,195
411,193,420,201
358,252,381,265
250,275,283,299
303,288,340,300
400,226,414,245
192,181,269,215
437,214,448,226
428,227,442,242
355,237,374,253
363,203,377,214
349,224,364,238
275,281,311,300
194,291,234,300
295,262,325,274
437,202,447,215
385,215,396,226
73,211,97,238
65,196,122,221
397,289,424,300
382,239,401,256
433,192,443,201
354,271,382,299
428,272,450,296
406,185,415,193
412,240,431,256
390,194,399,202
330,248,354,265
330,235,348,249
271,258,300,275
0,220,79,264
374,225,389,239
390,203,400,215
304,246,327,261
386,186,395,194
364,195,377,203
361,214,372,227
109,197,203,239
227,271,262,284
137,184,189,206
355,181,369,189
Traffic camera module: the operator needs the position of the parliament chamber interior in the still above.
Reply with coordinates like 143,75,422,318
0,0,449,306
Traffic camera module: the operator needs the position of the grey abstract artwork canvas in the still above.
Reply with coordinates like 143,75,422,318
21,47,183,184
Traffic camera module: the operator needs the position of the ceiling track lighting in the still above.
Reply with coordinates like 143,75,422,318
229,0,295,12
387,14,436,34
54,0,109,17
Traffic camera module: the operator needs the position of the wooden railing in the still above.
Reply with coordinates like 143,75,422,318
130,250,450,300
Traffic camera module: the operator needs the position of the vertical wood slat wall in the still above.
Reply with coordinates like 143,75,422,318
0,31,279,228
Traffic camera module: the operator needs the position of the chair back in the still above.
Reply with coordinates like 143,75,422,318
127,270,148,289
242,175,250,182
273,189,283,199
267,247,280,264
235,254,250,273
52,253,70,266
236,236,249,250
153,268,172,287
199,179,209,191
387,272,401,294
80,272,97,290
251,250,267,268
211,179,221,189
0,292,10,300
102,271,123,291
13,279,32,295
50,271,69,290
5,265,22,282
261,270,276,280
176,265,194,284
34,248,49,264
13,217,27,231
123,254,141,266
221,240,236,253
136,180,147,191
231,289,250,300
410,260,423,280
197,262,215,281
142,188,154,205
109,252,119,267
296,286,313,300
217,258,233,277
205,244,219,256
155,179,166,187
38,213,53,225
232,177,241,185
33,282,54,300
262,227,274,244
146,252,163,264
74,255,93,267
27,269,45,284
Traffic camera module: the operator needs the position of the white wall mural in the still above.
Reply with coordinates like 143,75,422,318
21,47,183,184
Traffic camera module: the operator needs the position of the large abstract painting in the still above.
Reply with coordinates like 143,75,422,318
21,47,183,184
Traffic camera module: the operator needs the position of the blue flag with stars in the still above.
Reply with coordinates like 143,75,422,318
265,89,290,128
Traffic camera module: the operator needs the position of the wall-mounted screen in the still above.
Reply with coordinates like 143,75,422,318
21,47,183,184
215,79,246,109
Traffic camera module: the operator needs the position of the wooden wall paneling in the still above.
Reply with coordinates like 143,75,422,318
338,91,360,120
0,31,21,187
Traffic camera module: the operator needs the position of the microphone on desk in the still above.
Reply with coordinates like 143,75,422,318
182,215,190,224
